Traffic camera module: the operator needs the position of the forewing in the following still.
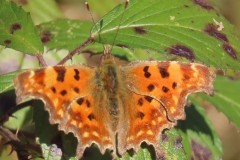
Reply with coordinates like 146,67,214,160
14,65,113,158
123,61,215,121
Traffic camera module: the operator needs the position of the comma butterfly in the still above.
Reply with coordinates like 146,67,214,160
13,0,216,158
14,45,215,158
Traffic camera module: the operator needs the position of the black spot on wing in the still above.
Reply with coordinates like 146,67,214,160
172,82,177,89
73,87,80,93
143,66,151,78
136,112,145,120
158,67,169,78
138,98,144,106
167,45,195,61
88,113,95,121
86,100,91,108
74,69,80,81
77,98,84,106
147,84,155,91
54,66,66,82
144,96,153,103
60,90,67,96
162,86,169,93
51,87,56,93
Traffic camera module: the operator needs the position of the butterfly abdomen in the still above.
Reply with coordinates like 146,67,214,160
93,63,123,131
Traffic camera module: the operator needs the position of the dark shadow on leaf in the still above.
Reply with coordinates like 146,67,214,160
33,101,113,160
176,104,214,141
0,90,33,127
33,102,79,159
82,144,112,160
0,90,16,118
141,142,156,160
61,132,78,160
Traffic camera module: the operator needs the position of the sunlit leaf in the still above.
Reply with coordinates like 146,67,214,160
41,144,62,160
38,19,92,51
177,102,222,159
0,0,43,54
200,76,240,128
92,0,240,71
0,71,20,93
19,0,63,24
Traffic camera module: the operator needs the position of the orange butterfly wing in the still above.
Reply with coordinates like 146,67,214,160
14,66,114,156
14,61,215,158
118,61,215,154
124,61,215,121
117,93,173,155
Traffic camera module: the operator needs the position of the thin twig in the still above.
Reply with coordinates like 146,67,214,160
0,100,35,124
0,126,42,159
0,126,19,141
58,36,94,65
36,54,47,67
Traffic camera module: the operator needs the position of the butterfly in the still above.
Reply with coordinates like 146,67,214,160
14,45,215,159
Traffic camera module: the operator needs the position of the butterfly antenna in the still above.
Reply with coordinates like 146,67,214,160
85,2,96,27
110,0,129,53
85,1,104,49
85,1,99,38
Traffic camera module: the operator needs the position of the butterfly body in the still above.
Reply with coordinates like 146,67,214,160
14,52,215,158
91,60,127,138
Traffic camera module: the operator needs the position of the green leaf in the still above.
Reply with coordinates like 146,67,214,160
33,103,78,159
0,0,43,54
84,44,167,62
177,102,222,160
159,129,187,160
33,103,59,145
119,129,186,160
38,19,92,51
4,107,33,130
87,0,121,16
91,0,240,71
41,143,62,160
37,19,168,62
20,0,63,24
200,76,240,128
0,71,20,93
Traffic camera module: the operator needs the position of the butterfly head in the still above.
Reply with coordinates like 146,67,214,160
100,45,116,65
